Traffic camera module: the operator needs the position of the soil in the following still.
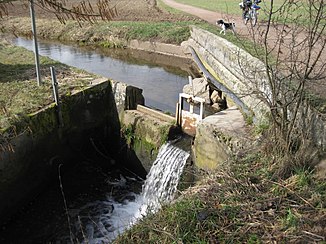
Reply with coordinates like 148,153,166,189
3,0,199,22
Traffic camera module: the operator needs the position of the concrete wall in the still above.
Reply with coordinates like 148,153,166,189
183,26,270,124
186,26,326,171
0,78,145,223
121,105,179,172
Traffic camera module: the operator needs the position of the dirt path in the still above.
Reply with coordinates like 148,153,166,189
161,0,326,99
162,0,254,34
162,0,222,24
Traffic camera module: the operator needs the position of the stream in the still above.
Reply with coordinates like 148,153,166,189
12,37,191,113
0,38,193,243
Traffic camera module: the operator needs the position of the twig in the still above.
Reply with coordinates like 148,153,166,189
152,227,175,239
58,164,75,244
266,179,315,209
302,230,325,241
88,216,111,242
90,137,110,160
123,166,145,181
78,216,87,244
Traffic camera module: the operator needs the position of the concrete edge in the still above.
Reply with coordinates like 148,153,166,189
136,104,176,123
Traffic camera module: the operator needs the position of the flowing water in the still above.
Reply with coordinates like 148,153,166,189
63,142,190,243
11,37,189,113
1,38,192,243
0,142,190,243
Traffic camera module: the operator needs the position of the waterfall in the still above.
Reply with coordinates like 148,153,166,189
138,142,190,215
72,142,190,244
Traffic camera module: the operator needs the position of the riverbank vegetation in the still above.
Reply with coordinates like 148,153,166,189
0,17,269,69
115,149,326,243
1,18,208,45
0,39,98,130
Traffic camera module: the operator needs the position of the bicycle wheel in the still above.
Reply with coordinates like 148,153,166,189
251,11,257,26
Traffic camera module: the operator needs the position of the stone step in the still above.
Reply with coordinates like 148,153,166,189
136,104,175,124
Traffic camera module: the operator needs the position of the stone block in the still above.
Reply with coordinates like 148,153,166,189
193,107,250,171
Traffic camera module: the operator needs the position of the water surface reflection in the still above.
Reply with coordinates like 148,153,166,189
13,38,190,113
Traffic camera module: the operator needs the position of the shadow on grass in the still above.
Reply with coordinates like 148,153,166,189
0,62,40,83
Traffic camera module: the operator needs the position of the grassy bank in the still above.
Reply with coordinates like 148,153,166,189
1,16,270,62
115,150,326,243
1,18,209,46
0,40,98,131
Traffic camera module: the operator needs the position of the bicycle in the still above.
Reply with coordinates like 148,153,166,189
239,0,261,27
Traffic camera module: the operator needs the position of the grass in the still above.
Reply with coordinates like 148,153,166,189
114,21,194,44
158,0,198,17
173,0,326,25
0,40,98,131
0,6,204,45
1,18,207,45
114,149,326,243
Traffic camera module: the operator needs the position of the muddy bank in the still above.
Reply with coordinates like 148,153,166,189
90,42,199,77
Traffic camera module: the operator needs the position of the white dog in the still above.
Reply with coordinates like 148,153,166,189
216,20,236,35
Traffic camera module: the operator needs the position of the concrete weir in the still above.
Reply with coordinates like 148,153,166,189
121,104,179,172
0,77,177,223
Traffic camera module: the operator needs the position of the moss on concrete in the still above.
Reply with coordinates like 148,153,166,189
121,110,178,171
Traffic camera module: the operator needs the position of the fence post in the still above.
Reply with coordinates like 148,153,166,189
29,0,41,86
50,67,64,127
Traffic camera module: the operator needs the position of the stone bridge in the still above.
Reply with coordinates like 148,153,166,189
178,26,326,170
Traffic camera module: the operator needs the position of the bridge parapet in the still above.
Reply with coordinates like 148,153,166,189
182,26,326,151
182,26,270,124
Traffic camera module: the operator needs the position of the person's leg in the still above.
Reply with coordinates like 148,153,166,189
243,8,247,19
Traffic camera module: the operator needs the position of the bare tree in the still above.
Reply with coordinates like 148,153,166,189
0,0,117,23
245,0,325,173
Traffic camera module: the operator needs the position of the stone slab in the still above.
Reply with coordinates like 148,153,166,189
193,107,251,171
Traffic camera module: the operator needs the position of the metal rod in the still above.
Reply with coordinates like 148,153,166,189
51,67,64,127
51,67,59,105
178,94,184,126
29,0,41,86
199,101,204,120
188,76,194,96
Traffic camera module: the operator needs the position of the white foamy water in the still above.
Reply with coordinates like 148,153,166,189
138,143,190,215
70,142,189,243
